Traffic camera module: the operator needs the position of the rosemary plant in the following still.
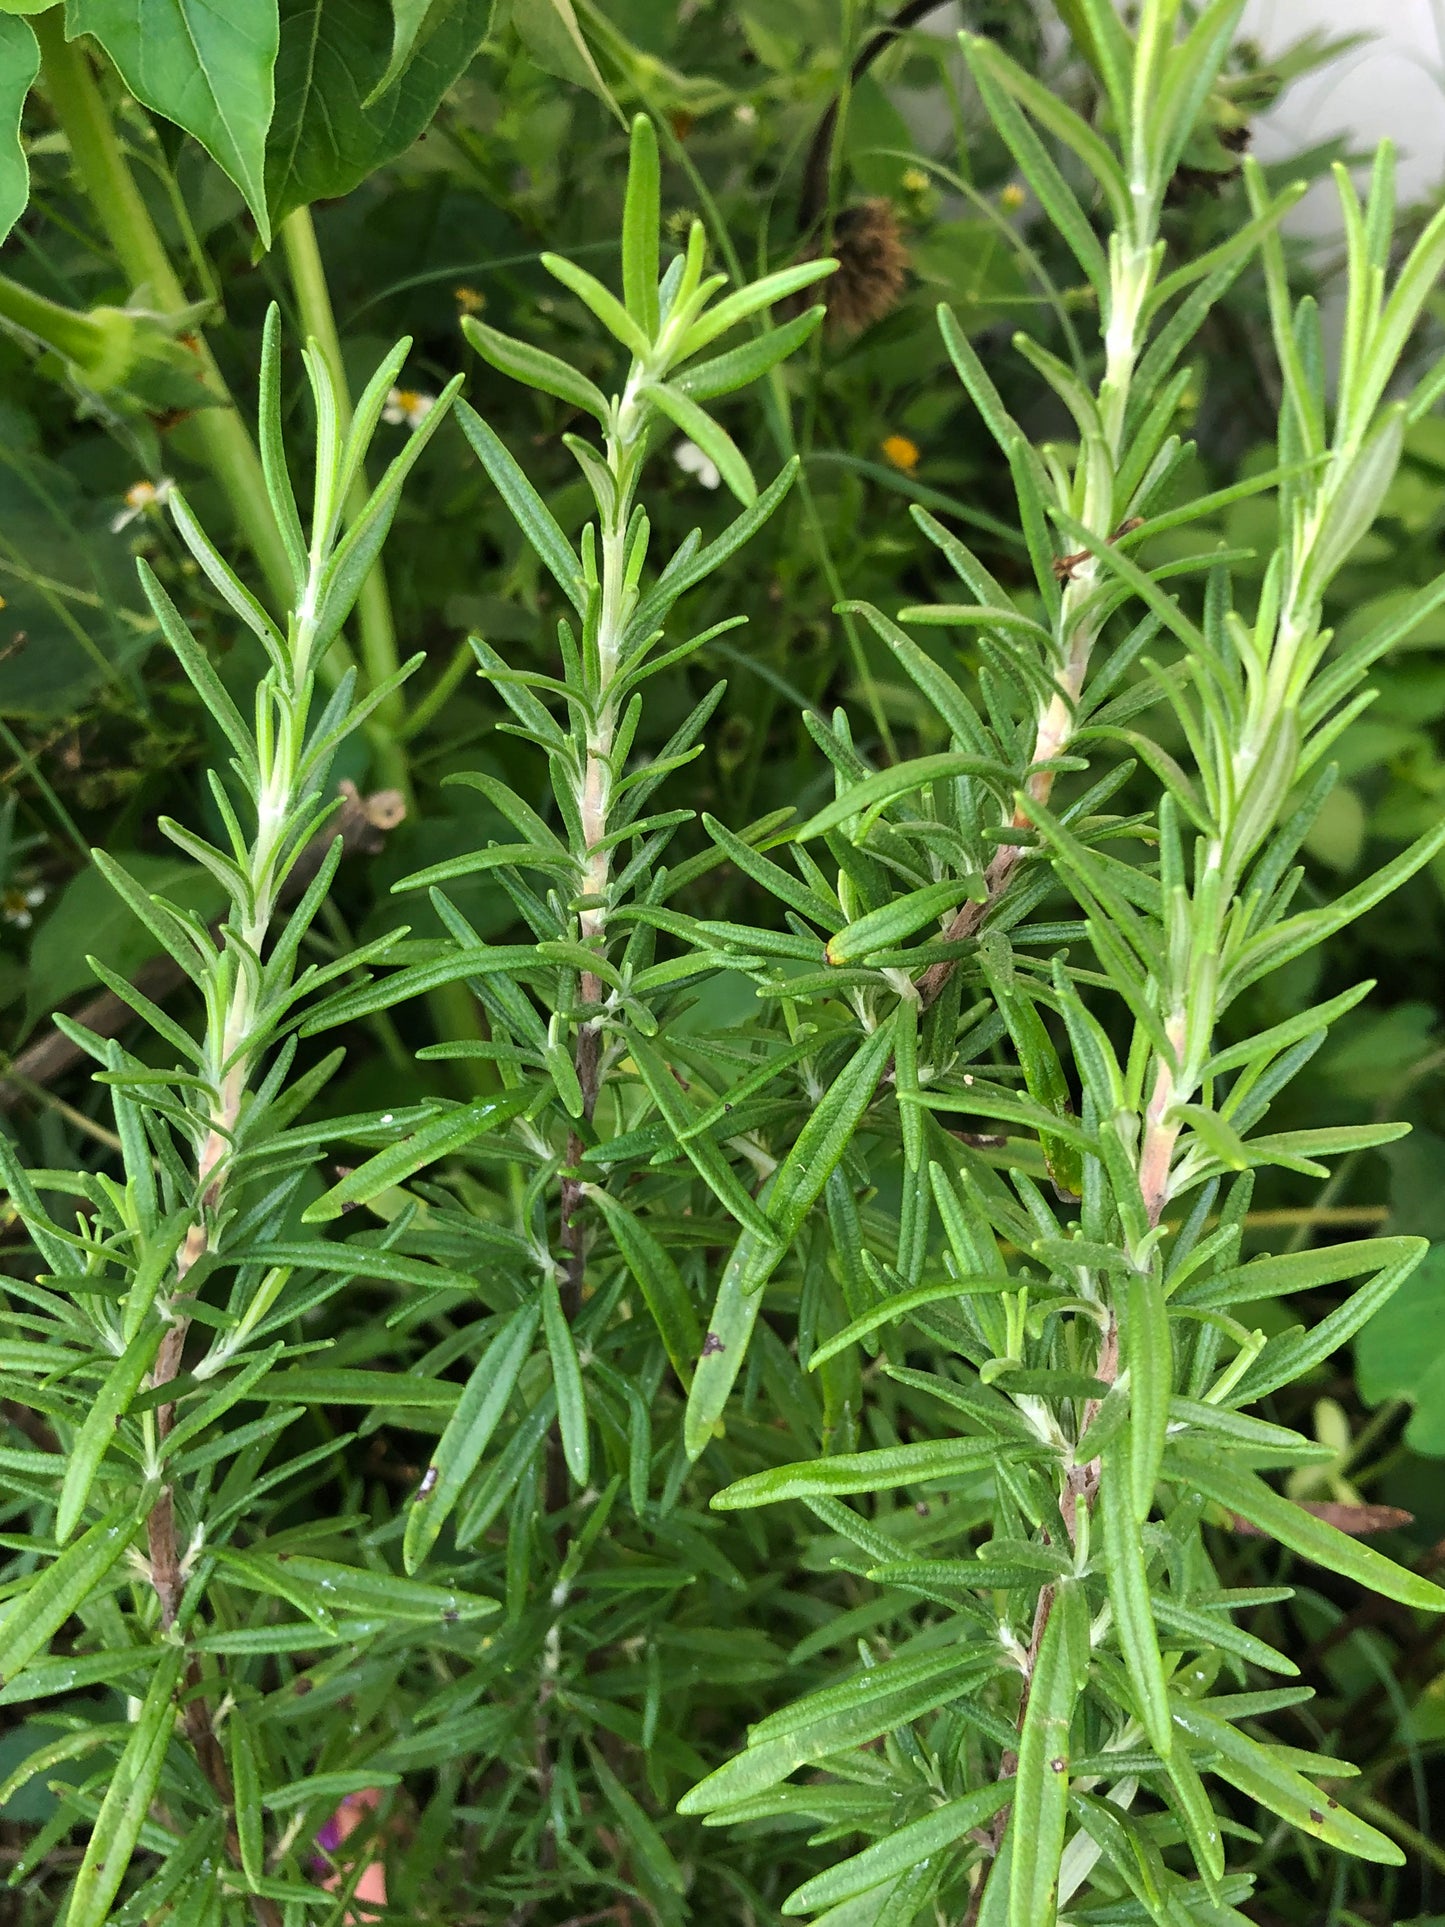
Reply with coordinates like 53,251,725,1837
661,7,1445,1923
0,111,841,1927
0,320,474,1925
5,17,1445,1923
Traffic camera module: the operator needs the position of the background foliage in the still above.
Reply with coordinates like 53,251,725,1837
4,2,1445,1923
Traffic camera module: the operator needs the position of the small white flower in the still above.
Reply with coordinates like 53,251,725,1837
674,438,720,490
110,477,173,533
2,884,45,930
383,386,436,429
734,102,757,126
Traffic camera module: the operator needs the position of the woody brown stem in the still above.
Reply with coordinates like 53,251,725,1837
546,983,603,1516
915,626,1094,1009
54,794,406,1646
916,839,1024,1008
916,517,1146,1011
131,787,400,1925
144,1160,288,1927
916,737,1062,1009
146,1484,184,1630
145,1083,240,1610
1063,1313,1119,1540
966,1568,1063,1918
149,1547,279,1924
548,1130,589,1525
970,1306,1118,1910
182,1654,283,1927
1138,1011,1188,1231
1138,1063,1182,1230
558,976,603,1324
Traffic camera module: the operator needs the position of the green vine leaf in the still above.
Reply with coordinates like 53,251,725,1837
0,15,37,246
67,0,279,248
264,0,494,229
503,0,622,124
364,0,447,103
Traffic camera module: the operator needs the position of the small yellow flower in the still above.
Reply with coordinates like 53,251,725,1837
901,167,930,195
111,477,173,533
880,433,920,473
454,286,485,315
1000,182,1027,212
382,387,435,429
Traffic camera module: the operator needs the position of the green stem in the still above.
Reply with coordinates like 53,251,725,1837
33,9,295,613
0,1065,125,1153
1350,1795,1445,1876
0,716,90,862
279,207,409,795
400,634,475,741
648,111,898,759
276,217,486,1078
277,210,488,1086
0,270,104,362
33,12,178,298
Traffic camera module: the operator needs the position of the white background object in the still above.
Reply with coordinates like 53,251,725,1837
1240,0,1445,228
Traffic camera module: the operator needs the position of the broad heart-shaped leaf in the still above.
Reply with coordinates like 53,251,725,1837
265,0,493,228
67,0,279,249
1355,1240,1445,1453
364,0,447,103
506,0,622,120
25,851,225,1035
0,16,37,247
